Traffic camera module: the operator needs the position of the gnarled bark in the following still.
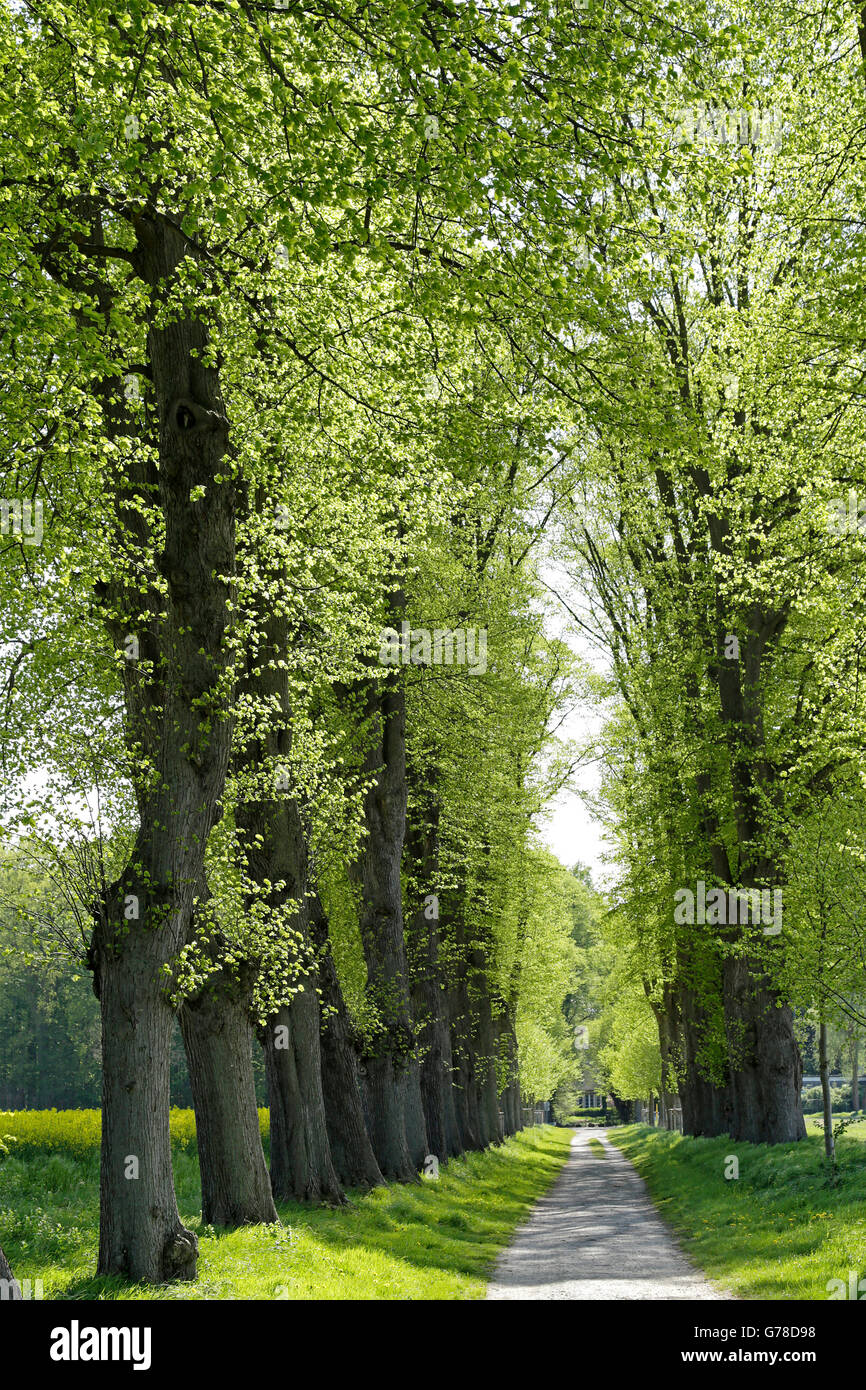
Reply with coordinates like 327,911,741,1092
723,957,805,1144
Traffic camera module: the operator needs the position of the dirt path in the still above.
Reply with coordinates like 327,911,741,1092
486,1127,731,1301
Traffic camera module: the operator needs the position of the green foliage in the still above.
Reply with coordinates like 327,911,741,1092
599,985,662,1101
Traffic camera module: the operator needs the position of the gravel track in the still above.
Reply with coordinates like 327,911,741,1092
486,1127,731,1301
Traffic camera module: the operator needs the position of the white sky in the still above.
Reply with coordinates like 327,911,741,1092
541,772,609,883
535,556,616,892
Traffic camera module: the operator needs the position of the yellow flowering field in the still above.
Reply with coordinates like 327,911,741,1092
0,1107,270,1158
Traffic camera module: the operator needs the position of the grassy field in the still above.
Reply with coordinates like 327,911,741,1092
609,1122,866,1299
805,1111,866,1140
0,1110,573,1300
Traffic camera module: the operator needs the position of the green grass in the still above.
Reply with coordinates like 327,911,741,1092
0,1111,573,1300
587,1137,607,1159
805,1111,866,1140
609,1123,866,1300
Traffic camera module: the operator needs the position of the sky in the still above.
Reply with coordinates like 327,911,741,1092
535,557,615,891
542,777,608,884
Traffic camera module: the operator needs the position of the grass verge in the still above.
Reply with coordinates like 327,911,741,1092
805,1111,866,1141
609,1123,866,1299
0,1112,573,1300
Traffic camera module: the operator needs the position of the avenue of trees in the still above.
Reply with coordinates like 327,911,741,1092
552,0,866,1150
3,0,866,1289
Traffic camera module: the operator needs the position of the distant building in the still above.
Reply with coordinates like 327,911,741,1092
801,1074,866,1091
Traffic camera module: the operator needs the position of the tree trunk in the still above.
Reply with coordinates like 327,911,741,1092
361,1051,415,1178
308,894,384,1190
652,986,681,1132
678,984,710,1135
233,609,346,1205
405,798,462,1163
97,928,198,1282
500,1015,522,1135
703,614,805,1146
447,896,486,1150
351,668,421,1180
722,957,805,1143
457,1037,484,1147
414,996,461,1161
818,1019,835,1162
611,1092,632,1124
179,960,277,1227
402,1058,432,1169
89,214,236,1282
472,952,503,1147
671,933,740,1140
852,1037,860,1114
500,907,529,1140
263,984,344,1204
450,960,483,1151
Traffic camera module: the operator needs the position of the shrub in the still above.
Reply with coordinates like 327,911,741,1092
557,1113,621,1128
801,1085,852,1114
